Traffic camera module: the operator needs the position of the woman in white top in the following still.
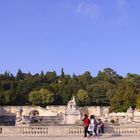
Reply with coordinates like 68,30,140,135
88,115,97,136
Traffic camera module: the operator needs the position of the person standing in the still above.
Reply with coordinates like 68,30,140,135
83,114,90,137
97,119,104,134
88,115,97,136
93,115,97,136
88,115,95,136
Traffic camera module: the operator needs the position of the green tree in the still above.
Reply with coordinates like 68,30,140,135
76,89,89,106
136,95,140,110
29,88,54,106
97,68,121,83
39,88,54,105
45,71,57,83
29,90,41,105
87,83,110,106
108,80,137,112
61,68,65,79
16,69,25,80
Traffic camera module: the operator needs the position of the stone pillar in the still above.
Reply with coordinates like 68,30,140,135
65,110,81,124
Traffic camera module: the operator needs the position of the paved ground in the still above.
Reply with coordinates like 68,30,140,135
0,135,140,140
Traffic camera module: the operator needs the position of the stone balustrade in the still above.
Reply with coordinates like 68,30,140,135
0,125,84,136
0,125,140,136
67,126,83,134
112,126,140,134
21,127,48,134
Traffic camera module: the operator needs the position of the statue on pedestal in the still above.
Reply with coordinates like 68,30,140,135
126,106,134,122
122,106,134,124
66,96,76,112
16,107,23,123
16,107,29,126
65,96,81,124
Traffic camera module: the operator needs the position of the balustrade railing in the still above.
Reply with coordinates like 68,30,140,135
0,125,140,136
113,126,140,134
21,127,48,134
68,126,83,134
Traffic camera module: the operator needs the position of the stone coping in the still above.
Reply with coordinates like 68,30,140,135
0,125,140,136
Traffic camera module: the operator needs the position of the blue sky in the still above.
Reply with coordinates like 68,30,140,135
0,0,140,76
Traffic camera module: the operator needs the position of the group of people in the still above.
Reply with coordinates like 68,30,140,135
83,114,104,137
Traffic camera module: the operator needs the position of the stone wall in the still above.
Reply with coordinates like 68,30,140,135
85,106,110,116
0,106,61,117
1,106,140,126
0,106,110,117
1,125,140,136
46,106,66,114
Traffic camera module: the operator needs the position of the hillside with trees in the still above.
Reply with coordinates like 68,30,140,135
0,68,140,112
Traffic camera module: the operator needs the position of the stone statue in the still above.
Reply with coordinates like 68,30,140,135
65,96,81,124
126,106,134,122
16,107,23,122
67,96,76,112
16,107,29,126
121,106,134,124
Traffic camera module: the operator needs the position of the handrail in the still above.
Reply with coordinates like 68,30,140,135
0,125,140,136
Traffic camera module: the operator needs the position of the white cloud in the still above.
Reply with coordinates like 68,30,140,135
76,2,100,18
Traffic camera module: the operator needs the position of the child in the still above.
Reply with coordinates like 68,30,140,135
97,119,104,134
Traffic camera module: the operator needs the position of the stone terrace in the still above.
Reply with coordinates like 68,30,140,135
0,135,140,140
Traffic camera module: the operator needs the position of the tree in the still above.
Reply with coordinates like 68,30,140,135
29,88,54,106
16,69,25,80
76,89,89,106
45,71,57,83
0,83,5,105
61,68,65,79
0,67,139,109
108,80,137,112
126,73,140,92
39,88,54,105
97,68,121,83
29,90,41,105
136,95,140,110
87,82,111,106
77,71,92,90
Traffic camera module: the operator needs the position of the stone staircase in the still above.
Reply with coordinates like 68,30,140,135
30,116,64,126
